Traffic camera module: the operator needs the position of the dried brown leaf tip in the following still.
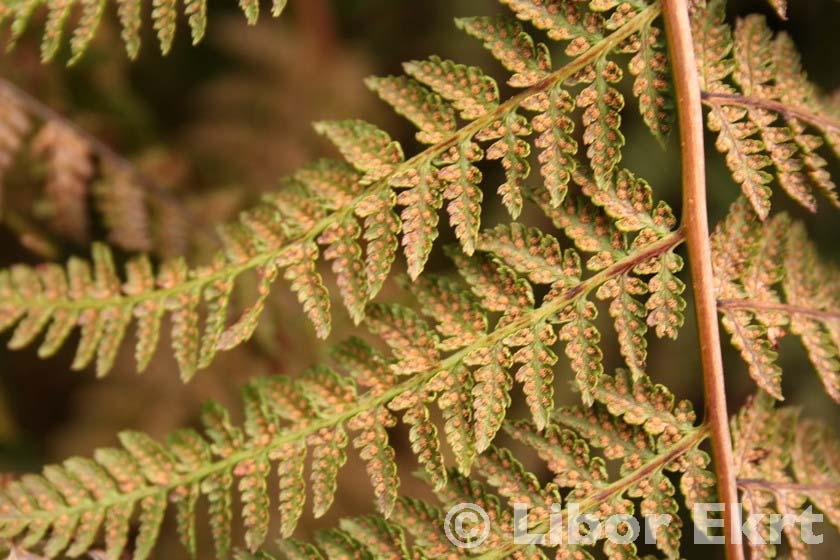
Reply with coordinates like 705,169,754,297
713,197,840,402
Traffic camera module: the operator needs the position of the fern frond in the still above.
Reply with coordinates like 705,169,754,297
692,2,840,218
268,373,710,560
3,0,288,63
0,3,679,380
712,197,840,402
731,394,840,559
0,218,686,557
270,383,839,560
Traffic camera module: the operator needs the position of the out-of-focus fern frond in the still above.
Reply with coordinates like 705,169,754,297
0,0,288,64
692,2,839,219
732,394,840,559
712,197,840,402
0,80,188,257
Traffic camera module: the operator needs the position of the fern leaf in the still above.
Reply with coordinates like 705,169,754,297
318,218,368,325
456,15,552,88
392,163,445,280
408,275,487,352
644,249,686,339
782,224,840,402
692,2,774,218
578,57,626,185
446,246,534,318
438,140,484,255
41,0,75,62
477,223,569,285
348,407,399,517
0,2,671,382
204,472,234,559
366,76,456,145
694,3,840,217
275,442,306,538
480,109,532,218
69,0,106,64
357,189,400,299
500,0,604,49
404,56,499,120
340,516,411,560
6,0,287,62
523,84,578,206
470,344,513,454
282,243,331,339
390,392,447,490
733,16,817,212
313,529,367,559
152,0,178,55
792,421,840,528
389,497,453,558
31,121,93,243
512,321,558,431
432,362,477,475
115,0,142,58
558,299,604,406
628,20,673,143
315,120,404,184
158,258,201,381
732,394,840,557
597,275,648,378
366,303,440,375
0,215,683,556
713,197,840,402
308,426,348,519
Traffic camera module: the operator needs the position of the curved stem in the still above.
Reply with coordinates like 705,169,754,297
661,2,743,560
701,91,840,132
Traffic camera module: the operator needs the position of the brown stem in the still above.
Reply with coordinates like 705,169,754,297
718,299,840,321
702,91,840,132
662,3,744,560
294,0,337,60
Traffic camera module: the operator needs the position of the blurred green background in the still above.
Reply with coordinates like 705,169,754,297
0,0,837,558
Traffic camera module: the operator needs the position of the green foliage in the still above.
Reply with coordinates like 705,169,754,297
0,0,838,559
0,1,681,383
0,166,688,556
0,0,288,63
